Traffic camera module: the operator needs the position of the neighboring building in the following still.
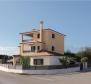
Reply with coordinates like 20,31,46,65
19,21,65,66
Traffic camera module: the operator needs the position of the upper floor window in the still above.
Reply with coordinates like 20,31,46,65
52,34,55,38
37,34,40,38
31,46,35,52
52,46,55,51
32,34,33,37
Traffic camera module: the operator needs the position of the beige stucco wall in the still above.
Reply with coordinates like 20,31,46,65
43,30,64,54
20,29,64,56
32,31,40,42
20,43,43,56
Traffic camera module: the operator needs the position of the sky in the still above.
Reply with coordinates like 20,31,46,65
0,0,91,55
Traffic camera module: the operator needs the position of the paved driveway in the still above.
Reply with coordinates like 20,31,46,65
0,71,91,84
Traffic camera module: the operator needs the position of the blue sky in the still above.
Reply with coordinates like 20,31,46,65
0,0,91,55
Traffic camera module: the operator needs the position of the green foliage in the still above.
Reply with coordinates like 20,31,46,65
63,50,76,65
59,57,69,66
64,47,91,63
64,50,76,58
76,47,91,62
77,48,91,57
20,56,30,66
64,50,77,60
81,57,88,63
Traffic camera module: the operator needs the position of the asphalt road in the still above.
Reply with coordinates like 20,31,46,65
0,71,91,84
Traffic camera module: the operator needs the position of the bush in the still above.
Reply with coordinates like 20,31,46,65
81,57,88,63
59,56,76,67
59,57,69,66
20,56,30,67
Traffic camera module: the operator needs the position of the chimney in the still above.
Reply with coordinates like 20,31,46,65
40,21,43,29
40,21,44,42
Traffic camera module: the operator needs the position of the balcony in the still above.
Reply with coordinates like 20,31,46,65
22,39,34,43
21,42,45,54
20,31,41,44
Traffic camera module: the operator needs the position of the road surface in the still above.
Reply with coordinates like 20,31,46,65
0,71,91,84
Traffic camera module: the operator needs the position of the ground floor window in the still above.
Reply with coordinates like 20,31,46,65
34,59,43,65
37,46,40,51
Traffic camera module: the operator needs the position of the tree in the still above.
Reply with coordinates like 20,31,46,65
76,47,91,60
0,55,10,63
64,50,76,64
64,50,76,58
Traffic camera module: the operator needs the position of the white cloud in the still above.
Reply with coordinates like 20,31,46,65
0,46,19,56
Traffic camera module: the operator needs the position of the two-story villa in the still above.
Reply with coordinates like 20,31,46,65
19,21,65,66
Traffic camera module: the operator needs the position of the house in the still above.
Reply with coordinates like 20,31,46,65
19,21,65,66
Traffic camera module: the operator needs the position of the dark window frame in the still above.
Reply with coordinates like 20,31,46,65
31,46,36,52
52,34,55,38
34,59,43,65
37,34,40,38
37,46,40,51
52,46,55,51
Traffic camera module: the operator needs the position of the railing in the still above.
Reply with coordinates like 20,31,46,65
22,39,33,42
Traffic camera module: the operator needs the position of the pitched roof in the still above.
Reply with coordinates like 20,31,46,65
20,28,65,37
44,28,65,36
38,50,64,56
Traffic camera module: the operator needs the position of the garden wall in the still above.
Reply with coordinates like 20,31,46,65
0,64,80,74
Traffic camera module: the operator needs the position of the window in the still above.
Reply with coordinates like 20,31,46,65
32,34,33,37
37,34,40,38
31,46,35,52
37,46,40,51
34,59,43,65
52,46,55,51
52,34,55,38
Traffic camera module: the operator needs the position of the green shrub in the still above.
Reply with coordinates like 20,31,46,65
59,57,69,66
20,56,30,67
81,57,88,63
